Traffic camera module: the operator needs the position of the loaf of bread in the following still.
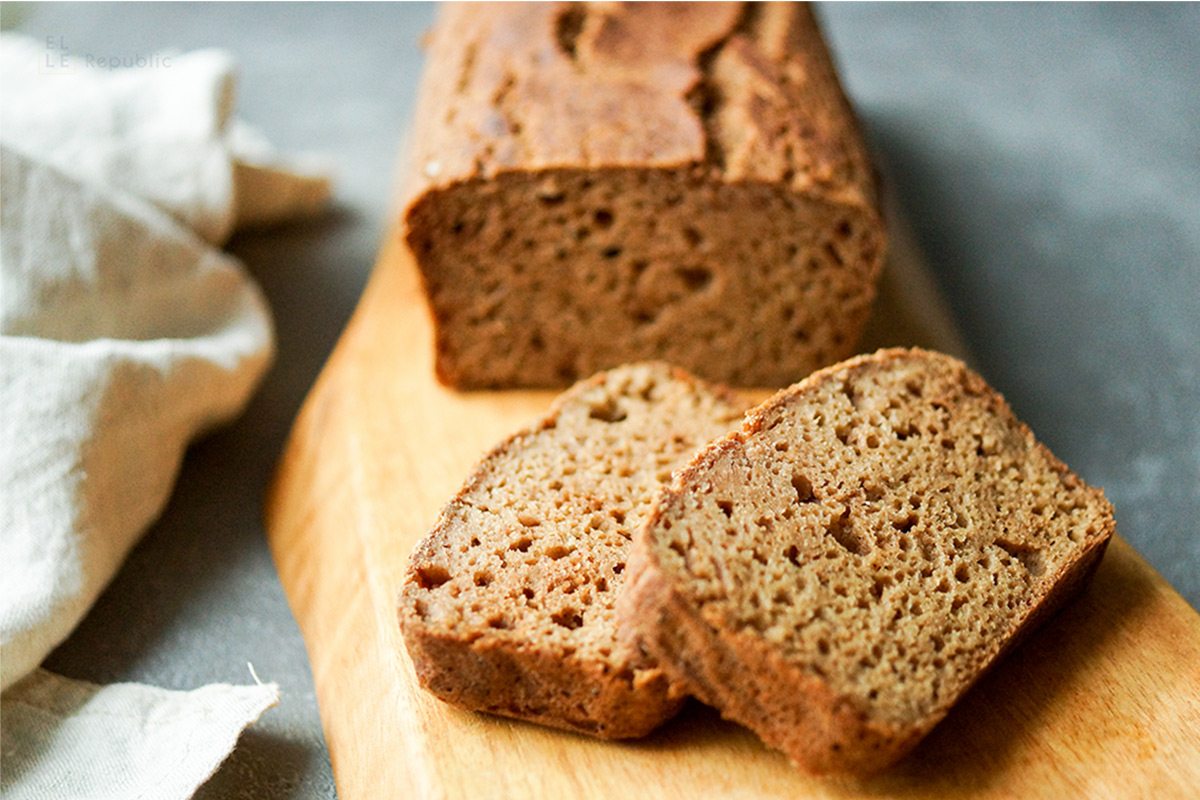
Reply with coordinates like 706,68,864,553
398,363,747,738
404,2,885,388
618,348,1114,772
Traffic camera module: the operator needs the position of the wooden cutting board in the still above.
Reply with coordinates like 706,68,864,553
265,214,1200,798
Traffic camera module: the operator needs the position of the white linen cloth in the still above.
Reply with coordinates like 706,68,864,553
1,669,279,800
1,33,328,795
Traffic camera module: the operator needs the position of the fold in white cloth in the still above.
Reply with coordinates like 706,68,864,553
1,33,328,797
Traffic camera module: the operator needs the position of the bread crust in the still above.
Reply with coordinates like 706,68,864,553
619,348,1115,771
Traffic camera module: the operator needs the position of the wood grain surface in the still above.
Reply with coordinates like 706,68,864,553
266,216,1200,798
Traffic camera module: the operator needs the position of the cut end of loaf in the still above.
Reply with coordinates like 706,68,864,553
621,348,1115,772
407,168,883,388
403,2,884,389
399,362,746,738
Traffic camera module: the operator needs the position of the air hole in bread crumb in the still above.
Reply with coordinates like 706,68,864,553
835,423,852,445
545,545,572,560
518,512,541,527
893,514,918,533
828,510,868,555
683,227,703,247
593,209,614,228
955,564,970,583
513,536,533,552
785,545,802,567
551,609,583,630
487,614,511,630
996,539,1045,576
792,473,816,503
415,565,450,590
602,246,622,259
474,572,492,587
588,398,627,423
676,266,713,291
553,3,585,60
717,500,734,518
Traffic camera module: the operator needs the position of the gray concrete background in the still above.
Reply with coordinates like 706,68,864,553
8,3,1198,797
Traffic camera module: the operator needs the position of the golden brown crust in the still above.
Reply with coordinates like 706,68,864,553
618,348,1116,771
405,3,873,200
403,2,885,388
399,362,747,738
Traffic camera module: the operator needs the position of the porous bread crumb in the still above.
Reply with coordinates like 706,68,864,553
619,348,1115,771
399,362,747,738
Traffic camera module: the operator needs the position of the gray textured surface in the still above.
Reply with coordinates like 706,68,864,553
9,3,1198,797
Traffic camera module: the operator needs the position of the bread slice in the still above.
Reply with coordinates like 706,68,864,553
403,2,885,388
618,348,1115,772
399,363,747,738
